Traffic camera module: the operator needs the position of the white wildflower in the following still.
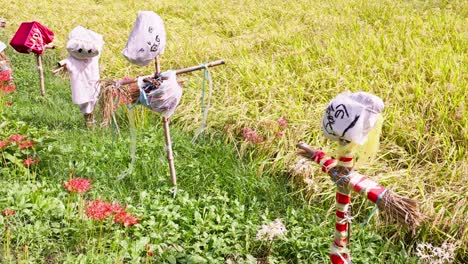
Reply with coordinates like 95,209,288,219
256,218,286,242
415,241,457,264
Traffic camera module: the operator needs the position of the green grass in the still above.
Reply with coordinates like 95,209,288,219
0,61,420,262
1,0,467,262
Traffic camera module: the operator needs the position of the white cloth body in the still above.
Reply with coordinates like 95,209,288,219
78,100,97,114
62,56,101,105
138,70,182,118
122,11,166,66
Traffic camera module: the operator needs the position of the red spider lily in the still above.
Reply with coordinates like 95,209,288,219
64,178,91,194
277,117,288,129
6,101,13,106
1,85,16,93
23,157,39,167
9,134,25,143
0,70,12,81
19,141,34,149
114,211,138,227
86,200,112,221
2,209,15,217
0,141,7,149
242,127,263,144
108,202,124,214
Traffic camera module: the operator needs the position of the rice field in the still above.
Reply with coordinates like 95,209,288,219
0,0,467,262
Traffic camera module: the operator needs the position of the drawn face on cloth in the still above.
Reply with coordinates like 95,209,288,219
121,11,166,66
322,91,384,145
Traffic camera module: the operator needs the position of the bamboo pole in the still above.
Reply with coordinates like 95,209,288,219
163,116,177,186
154,56,177,187
36,54,45,96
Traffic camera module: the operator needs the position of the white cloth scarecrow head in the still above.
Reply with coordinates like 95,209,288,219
322,91,384,145
121,11,166,66
66,26,104,60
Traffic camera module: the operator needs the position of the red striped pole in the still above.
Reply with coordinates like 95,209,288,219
305,148,352,263
330,149,354,264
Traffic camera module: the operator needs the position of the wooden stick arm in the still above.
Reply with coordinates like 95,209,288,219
297,141,320,159
118,59,225,86
52,59,67,74
45,42,55,49
175,59,225,74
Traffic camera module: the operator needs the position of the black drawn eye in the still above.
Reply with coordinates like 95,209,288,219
335,104,349,118
78,48,82,53
150,43,158,52
335,110,345,119
88,49,92,54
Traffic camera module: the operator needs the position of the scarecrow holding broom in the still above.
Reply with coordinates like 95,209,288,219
297,91,423,263
59,26,104,128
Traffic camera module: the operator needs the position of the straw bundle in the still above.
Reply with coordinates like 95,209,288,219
98,75,184,127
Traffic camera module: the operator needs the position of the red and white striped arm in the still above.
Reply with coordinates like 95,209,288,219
348,172,387,205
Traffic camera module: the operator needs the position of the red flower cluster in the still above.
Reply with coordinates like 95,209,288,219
114,211,138,227
86,200,113,221
277,116,288,129
86,200,138,227
9,134,25,143
1,85,15,93
19,141,34,149
0,70,14,93
23,157,40,167
0,70,12,82
0,141,6,149
2,208,15,217
242,127,263,144
6,101,13,106
64,178,91,194
4,134,35,150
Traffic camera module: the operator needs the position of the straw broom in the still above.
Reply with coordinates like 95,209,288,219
297,141,423,230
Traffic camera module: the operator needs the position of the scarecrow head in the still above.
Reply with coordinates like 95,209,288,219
322,91,384,146
66,26,104,60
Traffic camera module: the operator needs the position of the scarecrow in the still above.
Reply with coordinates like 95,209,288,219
59,26,104,128
9,21,54,96
297,91,422,264
98,11,224,190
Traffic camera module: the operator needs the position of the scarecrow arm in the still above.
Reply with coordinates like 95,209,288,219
297,141,422,229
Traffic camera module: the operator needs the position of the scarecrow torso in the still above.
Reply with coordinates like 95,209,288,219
63,56,100,104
